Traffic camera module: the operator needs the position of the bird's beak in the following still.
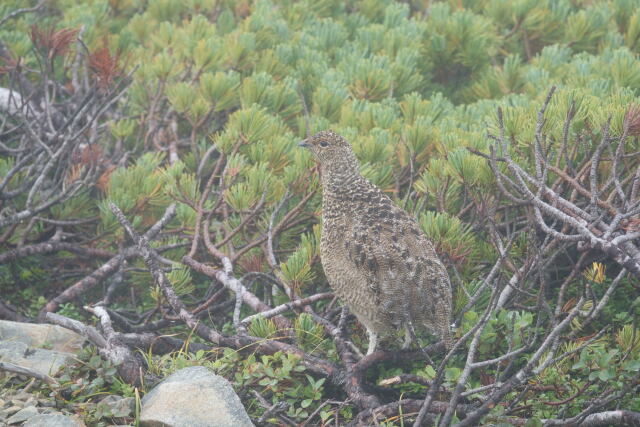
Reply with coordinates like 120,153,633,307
298,139,309,148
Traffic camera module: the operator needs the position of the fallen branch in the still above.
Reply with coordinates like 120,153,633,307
240,292,333,325
45,310,143,386
0,361,59,387
348,399,473,427
0,242,114,264
183,254,293,331
39,208,183,318
579,410,640,427
0,298,31,322
109,202,340,380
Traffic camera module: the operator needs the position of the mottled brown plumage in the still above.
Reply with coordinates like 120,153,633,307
300,130,453,355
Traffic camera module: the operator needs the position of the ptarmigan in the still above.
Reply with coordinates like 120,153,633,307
300,130,452,355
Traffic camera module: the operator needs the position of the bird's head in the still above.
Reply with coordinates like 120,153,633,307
298,130,359,174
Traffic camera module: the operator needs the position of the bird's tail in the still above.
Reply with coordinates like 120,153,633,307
441,326,453,350
436,304,453,350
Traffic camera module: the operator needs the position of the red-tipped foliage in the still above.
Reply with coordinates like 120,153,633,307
88,39,122,90
0,51,22,74
625,104,640,137
30,25,79,61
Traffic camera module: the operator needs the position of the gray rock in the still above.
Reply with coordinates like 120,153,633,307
0,320,85,378
2,405,21,418
0,410,8,421
3,407,21,416
140,366,254,427
9,391,33,402
0,341,74,376
38,399,56,408
0,321,84,353
37,409,62,415
98,396,134,418
6,406,38,424
23,414,85,427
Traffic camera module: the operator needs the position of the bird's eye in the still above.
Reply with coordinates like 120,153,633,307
319,141,329,147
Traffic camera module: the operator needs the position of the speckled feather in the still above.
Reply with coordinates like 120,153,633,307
302,130,452,352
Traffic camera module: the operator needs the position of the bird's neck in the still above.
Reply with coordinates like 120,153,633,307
320,162,365,199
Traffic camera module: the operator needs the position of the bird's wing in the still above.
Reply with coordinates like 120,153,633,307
346,203,452,336
397,217,453,343
346,218,407,328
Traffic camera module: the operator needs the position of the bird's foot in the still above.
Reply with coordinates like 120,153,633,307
366,328,378,356
346,341,364,359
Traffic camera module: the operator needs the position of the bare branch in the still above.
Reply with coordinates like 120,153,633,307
0,361,59,387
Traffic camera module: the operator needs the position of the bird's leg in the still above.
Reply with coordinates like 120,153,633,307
337,307,364,359
366,328,378,355
348,342,365,359
404,321,435,364
402,322,434,363
402,324,413,350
